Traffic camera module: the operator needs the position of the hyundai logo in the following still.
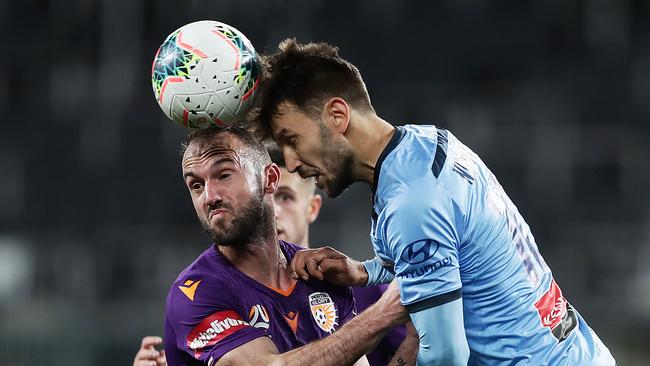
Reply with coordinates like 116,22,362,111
400,239,440,265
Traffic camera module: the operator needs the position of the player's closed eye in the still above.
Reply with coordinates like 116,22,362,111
287,136,298,148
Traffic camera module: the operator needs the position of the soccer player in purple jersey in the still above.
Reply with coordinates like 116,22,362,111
135,126,415,366
134,145,416,366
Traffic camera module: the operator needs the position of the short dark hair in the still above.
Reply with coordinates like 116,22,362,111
181,125,271,167
254,38,374,139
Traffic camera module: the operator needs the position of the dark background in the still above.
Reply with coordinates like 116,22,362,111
1,0,648,365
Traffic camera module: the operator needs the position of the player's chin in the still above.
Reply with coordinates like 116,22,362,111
315,176,332,196
210,216,232,233
322,179,347,198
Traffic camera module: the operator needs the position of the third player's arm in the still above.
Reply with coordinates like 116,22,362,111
218,335,371,366
272,292,404,366
217,282,407,366
387,322,419,366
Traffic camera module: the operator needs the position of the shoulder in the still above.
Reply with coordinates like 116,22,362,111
379,125,438,180
379,182,453,228
375,125,449,207
166,247,237,322
375,126,467,225
376,173,461,252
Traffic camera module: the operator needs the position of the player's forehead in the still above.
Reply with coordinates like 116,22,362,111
272,102,313,137
182,133,244,171
279,166,315,195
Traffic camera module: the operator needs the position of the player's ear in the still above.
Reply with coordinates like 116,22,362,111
322,97,350,135
307,193,322,224
263,163,281,194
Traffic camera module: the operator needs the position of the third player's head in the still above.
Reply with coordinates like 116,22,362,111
181,127,280,248
268,147,322,248
257,39,376,197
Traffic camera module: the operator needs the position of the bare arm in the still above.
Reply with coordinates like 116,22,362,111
272,298,399,366
216,337,280,366
387,322,419,366
217,282,407,366
217,337,370,366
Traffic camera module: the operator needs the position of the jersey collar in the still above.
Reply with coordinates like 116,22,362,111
372,126,406,218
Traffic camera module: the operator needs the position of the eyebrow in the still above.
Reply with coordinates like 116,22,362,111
182,156,236,179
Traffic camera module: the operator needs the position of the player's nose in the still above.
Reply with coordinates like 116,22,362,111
204,180,224,208
283,150,302,174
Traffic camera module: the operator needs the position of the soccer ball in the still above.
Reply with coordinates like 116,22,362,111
151,20,260,129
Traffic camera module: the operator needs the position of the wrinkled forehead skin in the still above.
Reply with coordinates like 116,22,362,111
182,133,243,172
181,132,261,192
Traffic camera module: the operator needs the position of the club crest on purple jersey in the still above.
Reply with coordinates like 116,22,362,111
308,292,338,333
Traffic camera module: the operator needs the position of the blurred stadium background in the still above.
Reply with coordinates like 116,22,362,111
1,0,649,365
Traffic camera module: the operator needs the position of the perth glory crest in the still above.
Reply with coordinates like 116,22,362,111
308,292,338,333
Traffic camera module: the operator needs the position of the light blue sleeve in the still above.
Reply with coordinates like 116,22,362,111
379,182,463,308
362,256,395,286
410,297,469,365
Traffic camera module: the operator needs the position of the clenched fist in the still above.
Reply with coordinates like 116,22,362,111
290,246,368,287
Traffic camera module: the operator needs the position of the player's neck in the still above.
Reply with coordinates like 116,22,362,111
296,231,309,248
218,233,293,290
347,114,396,186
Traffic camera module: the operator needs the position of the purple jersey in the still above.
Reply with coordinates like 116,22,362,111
164,240,357,365
353,285,406,366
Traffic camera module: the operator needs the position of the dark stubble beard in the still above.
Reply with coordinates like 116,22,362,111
320,127,355,198
200,186,272,249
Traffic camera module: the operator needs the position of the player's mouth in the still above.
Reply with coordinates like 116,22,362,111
209,208,227,220
298,168,321,180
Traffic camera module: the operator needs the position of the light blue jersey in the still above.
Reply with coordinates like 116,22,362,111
370,125,615,365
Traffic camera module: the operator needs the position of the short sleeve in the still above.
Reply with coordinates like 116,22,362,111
164,278,268,365
379,182,463,311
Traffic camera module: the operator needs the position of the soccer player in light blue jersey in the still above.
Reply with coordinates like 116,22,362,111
255,39,616,365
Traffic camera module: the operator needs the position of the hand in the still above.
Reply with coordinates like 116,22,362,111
133,336,167,366
290,246,368,286
375,281,409,326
